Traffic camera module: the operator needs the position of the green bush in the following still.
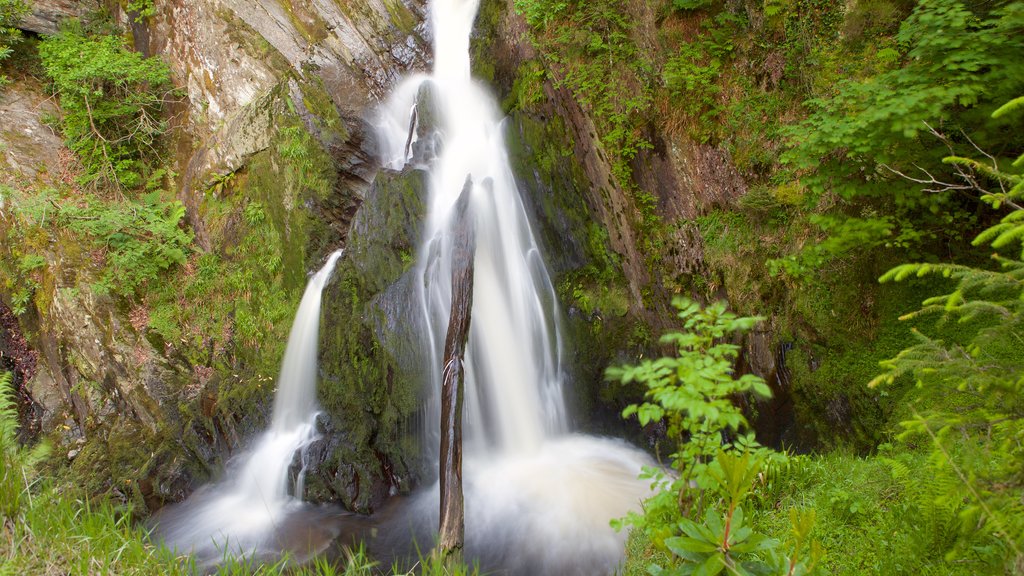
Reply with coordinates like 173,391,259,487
0,0,29,86
39,22,175,189
608,299,820,574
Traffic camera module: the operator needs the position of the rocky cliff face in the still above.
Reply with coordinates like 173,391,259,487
3,0,433,510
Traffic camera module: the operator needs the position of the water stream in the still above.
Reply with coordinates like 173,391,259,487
153,250,344,567
372,0,654,572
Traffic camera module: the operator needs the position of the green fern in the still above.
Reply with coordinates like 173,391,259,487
884,453,979,560
0,371,50,519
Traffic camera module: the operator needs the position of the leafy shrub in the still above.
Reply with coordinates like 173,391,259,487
39,22,175,189
608,299,821,574
0,0,29,86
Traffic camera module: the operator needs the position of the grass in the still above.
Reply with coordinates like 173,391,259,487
0,372,475,576
620,447,1007,576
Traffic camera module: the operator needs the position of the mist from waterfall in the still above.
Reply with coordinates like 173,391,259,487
374,0,653,573
153,250,343,565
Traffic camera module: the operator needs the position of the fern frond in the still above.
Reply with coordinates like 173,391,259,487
992,95,1024,119
0,371,19,448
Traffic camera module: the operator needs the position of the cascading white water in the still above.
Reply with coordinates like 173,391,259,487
154,250,343,563
379,0,566,458
376,0,654,573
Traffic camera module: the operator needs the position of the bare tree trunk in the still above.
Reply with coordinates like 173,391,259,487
437,176,475,560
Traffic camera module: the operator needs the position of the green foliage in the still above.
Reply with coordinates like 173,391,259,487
277,118,332,201
125,0,156,20
0,0,28,86
144,237,293,369
514,0,568,29
777,0,1024,274
12,186,191,298
611,299,770,443
39,22,174,189
744,449,1004,574
657,451,823,576
515,0,654,189
768,214,908,280
663,43,722,132
673,0,715,11
869,101,1024,569
0,372,49,520
662,12,744,141
607,299,817,574
504,60,547,112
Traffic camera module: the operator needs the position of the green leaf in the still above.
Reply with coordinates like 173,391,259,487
693,552,726,576
666,535,719,555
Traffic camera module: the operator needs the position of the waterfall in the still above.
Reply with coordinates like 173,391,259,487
154,250,343,564
374,0,655,573
379,0,566,458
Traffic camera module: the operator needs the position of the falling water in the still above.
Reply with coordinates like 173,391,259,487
154,250,344,565
375,0,654,573
379,0,566,458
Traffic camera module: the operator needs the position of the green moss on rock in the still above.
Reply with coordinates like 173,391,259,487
307,167,427,513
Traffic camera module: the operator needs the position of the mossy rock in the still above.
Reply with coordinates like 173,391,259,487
306,167,427,513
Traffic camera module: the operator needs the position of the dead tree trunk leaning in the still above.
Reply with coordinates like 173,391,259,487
437,176,475,560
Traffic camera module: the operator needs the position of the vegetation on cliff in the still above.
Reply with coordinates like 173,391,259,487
503,0,1023,572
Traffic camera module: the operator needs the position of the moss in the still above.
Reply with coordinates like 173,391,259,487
503,61,546,113
299,76,350,145
278,0,331,45
382,0,417,36
67,417,164,507
469,0,505,84
310,168,428,512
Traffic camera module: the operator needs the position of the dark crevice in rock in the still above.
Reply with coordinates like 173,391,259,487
0,300,42,442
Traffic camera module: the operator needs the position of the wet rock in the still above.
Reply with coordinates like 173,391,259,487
308,167,427,512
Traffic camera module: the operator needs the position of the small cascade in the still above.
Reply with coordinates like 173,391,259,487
154,250,343,565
